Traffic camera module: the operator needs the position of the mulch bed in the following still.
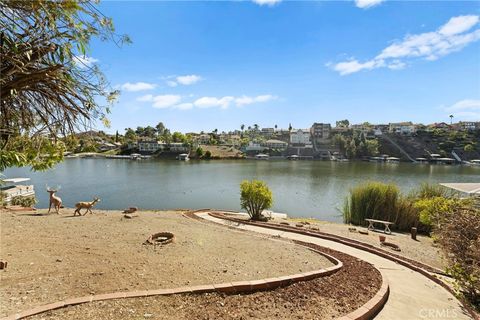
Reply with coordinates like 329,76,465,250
28,241,382,320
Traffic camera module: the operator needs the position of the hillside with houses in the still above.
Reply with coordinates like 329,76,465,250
68,120,480,163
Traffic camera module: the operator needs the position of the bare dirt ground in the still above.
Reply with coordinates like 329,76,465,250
28,243,382,320
280,217,446,270
0,209,332,318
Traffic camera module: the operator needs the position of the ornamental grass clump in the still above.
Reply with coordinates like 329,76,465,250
343,181,421,232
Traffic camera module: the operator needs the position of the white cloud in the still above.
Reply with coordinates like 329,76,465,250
332,59,384,76
176,75,202,85
73,56,98,68
121,82,157,92
439,15,479,36
165,74,202,87
355,0,384,9
252,0,281,6
330,15,480,75
174,103,194,110
136,94,153,102
444,99,480,120
136,93,276,110
235,94,277,106
152,95,182,108
194,96,235,109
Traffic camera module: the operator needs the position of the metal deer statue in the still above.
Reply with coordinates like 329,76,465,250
74,197,101,216
46,185,62,214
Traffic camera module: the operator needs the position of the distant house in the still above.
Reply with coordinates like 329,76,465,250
290,129,312,146
389,122,416,135
127,141,138,149
428,122,450,130
263,139,288,149
245,142,264,152
138,140,164,153
169,143,189,152
310,123,331,142
98,142,117,152
261,128,275,135
457,121,477,131
197,134,211,145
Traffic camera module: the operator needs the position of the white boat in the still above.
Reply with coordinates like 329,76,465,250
178,153,190,161
130,153,142,160
287,155,299,160
467,159,480,166
255,153,269,160
1,178,35,204
386,157,400,163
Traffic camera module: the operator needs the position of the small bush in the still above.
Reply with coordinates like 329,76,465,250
204,150,212,159
240,180,273,221
195,147,203,157
434,207,480,309
11,196,37,207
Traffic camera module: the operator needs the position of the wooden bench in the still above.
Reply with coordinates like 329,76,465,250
365,218,394,234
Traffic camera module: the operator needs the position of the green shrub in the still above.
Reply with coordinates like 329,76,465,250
11,196,37,207
204,150,212,159
196,147,204,157
434,207,480,309
240,180,273,221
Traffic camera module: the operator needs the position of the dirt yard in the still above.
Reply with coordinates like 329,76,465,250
281,217,446,270
0,209,332,318
27,243,382,320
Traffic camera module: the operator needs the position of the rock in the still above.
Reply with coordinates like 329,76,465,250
144,313,153,318
56,258,63,262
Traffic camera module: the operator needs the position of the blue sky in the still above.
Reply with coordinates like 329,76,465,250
85,0,480,134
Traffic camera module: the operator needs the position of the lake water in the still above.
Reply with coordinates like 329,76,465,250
4,158,479,222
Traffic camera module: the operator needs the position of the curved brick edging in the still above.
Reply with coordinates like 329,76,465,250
206,211,479,320
337,274,390,320
2,232,342,320
188,209,391,320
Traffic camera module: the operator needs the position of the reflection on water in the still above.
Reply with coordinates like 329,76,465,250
4,158,479,222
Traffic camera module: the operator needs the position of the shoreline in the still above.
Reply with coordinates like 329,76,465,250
64,152,480,165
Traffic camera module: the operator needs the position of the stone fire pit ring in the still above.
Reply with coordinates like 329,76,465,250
144,232,175,245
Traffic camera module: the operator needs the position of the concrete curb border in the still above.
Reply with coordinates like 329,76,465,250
1,231,342,320
192,210,391,320
206,211,478,320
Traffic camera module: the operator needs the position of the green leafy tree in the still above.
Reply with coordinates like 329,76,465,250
0,1,129,170
156,122,166,136
204,150,212,159
336,119,350,128
124,128,136,142
240,180,273,221
172,132,186,143
162,129,172,144
196,147,204,157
